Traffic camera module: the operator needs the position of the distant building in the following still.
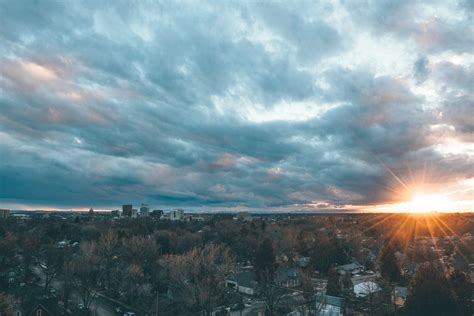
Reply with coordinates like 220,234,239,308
122,204,133,217
132,209,138,218
170,209,184,221
88,208,94,215
237,211,252,221
140,204,150,217
111,210,120,217
0,209,10,219
151,210,164,219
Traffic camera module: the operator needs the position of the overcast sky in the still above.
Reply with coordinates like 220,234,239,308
0,0,473,211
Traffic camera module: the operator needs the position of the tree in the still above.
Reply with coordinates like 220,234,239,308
97,230,119,289
326,269,341,296
449,270,473,315
405,264,459,316
37,244,65,293
254,238,276,283
0,292,11,314
70,241,103,314
164,244,233,314
380,246,401,283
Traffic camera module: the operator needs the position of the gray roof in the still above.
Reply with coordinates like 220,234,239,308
227,271,258,289
336,262,363,272
315,295,345,307
394,287,408,298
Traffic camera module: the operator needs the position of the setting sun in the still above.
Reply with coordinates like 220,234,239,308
402,193,454,213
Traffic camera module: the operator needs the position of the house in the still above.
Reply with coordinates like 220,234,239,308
276,266,302,288
353,281,381,298
225,271,258,296
27,303,55,316
350,273,379,287
315,295,345,316
392,286,408,308
335,262,364,276
2,299,58,316
297,257,310,268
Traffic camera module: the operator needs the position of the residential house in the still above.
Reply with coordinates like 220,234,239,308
276,266,302,288
225,271,258,296
315,295,345,316
353,281,381,298
392,286,408,308
335,262,364,276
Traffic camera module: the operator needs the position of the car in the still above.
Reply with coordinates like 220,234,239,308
123,312,135,316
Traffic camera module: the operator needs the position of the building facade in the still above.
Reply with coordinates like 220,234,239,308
170,209,184,221
0,209,10,219
139,204,150,217
122,204,133,217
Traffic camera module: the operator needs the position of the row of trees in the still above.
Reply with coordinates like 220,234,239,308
1,214,473,315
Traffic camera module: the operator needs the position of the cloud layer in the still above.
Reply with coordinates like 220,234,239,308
1,0,473,211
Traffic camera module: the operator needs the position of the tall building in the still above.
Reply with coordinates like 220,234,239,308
170,209,184,221
151,209,164,219
131,209,138,218
140,204,150,217
122,204,133,217
0,209,10,219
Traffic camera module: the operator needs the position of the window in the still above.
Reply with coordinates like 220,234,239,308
16,312,22,316
36,310,42,316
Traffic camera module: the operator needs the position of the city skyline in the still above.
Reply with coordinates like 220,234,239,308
1,1,473,212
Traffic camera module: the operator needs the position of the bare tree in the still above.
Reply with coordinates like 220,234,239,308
37,245,65,293
97,230,119,289
164,244,234,314
70,241,103,314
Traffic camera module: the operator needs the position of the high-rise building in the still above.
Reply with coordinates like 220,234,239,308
151,209,164,219
170,209,184,221
0,209,10,219
140,204,150,217
122,204,133,217
132,209,138,218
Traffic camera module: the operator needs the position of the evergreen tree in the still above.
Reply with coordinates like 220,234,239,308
255,238,276,283
380,246,401,283
449,270,473,315
326,269,341,296
405,264,459,316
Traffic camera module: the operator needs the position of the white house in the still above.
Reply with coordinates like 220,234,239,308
354,281,381,298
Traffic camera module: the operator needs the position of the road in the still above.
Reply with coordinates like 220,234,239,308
33,266,124,316
229,302,265,316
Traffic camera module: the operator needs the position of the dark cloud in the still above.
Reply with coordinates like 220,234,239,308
0,0,472,210
414,55,430,84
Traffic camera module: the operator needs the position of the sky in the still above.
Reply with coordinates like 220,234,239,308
0,0,473,212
